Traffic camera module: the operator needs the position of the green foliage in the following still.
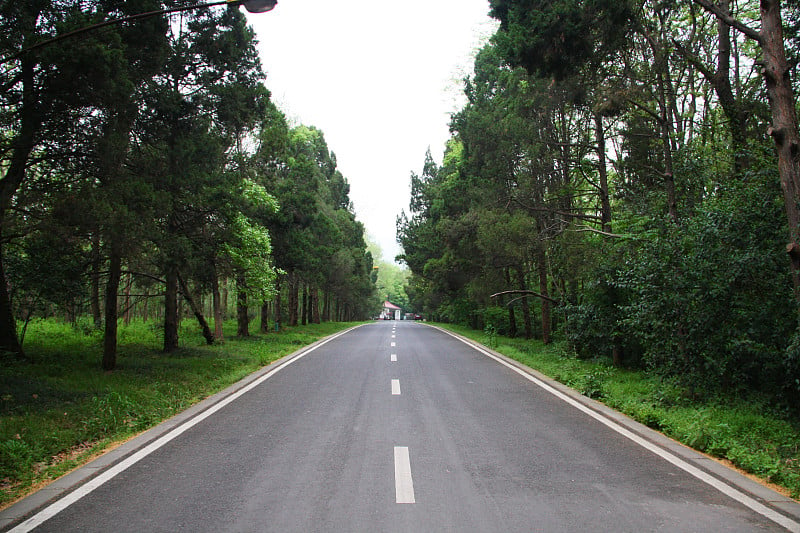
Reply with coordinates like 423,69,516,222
5,230,88,316
408,28,800,408
481,306,512,338
564,157,797,400
223,213,278,301
567,368,611,400
0,2,376,361
489,0,636,79
0,439,34,481
617,169,794,396
370,245,411,311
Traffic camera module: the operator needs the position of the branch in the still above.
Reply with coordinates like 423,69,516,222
627,98,663,123
671,38,716,82
573,225,628,238
512,199,603,222
690,0,762,43
490,290,562,305
120,270,166,285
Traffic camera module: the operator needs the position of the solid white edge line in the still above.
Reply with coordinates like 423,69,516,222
9,326,361,533
435,326,800,533
391,379,401,395
394,446,415,504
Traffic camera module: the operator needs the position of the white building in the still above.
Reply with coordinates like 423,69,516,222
380,300,402,320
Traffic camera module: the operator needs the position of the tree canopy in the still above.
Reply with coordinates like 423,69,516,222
0,0,377,368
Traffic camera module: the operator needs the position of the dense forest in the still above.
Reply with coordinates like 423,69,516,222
0,1,377,370
397,0,800,406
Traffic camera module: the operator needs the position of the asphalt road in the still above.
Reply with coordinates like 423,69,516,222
5,321,800,532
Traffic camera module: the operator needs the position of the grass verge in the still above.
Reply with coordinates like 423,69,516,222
0,318,360,508
436,323,800,500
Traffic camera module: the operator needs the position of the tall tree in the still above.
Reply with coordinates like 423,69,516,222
691,0,800,293
133,4,267,351
0,0,166,359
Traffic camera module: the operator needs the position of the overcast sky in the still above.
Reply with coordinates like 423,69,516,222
246,0,497,264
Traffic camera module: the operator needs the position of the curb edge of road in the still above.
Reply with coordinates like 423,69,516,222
0,324,365,532
426,323,800,530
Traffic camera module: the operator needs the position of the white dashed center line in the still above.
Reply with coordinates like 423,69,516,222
391,379,401,395
394,446,416,504
391,354,397,362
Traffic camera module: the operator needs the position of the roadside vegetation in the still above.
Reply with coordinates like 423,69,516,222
0,319,359,509
440,323,800,500
1,3,377,374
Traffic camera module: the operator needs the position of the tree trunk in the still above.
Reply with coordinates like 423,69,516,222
311,287,320,324
178,273,214,345
288,272,299,326
0,57,38,358
612,345,623,367
558,103,574,228
536,245,552,344
301,283,308,326
0,242,22,359
516,265,532,339
236,273,249,337
102,244,122,371
594,113,612,233
221,277,228,319
504,268,518,338
658,72,679,224
760,0,800,293
123,273,132,326
274,278,282,331
164,266,179,352
714,0,750,174
211,270,223,341
260,302,270,333
322,290,330,322
90,233,102,329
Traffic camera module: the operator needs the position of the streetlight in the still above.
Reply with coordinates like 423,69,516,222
2,0,277,63
237,0,278,12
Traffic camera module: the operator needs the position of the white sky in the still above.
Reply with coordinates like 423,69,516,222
246,0,497,264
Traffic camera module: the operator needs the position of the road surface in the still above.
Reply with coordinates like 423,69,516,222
4,321,800,532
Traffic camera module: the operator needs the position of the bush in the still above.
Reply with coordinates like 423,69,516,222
570,169,797,402
0,439,34,480
481,306,512,337
562,264,642,367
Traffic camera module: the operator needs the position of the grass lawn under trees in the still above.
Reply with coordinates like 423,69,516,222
0,319,360,508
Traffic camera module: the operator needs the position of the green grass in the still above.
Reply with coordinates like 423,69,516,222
0,318,360,508
437,323,800,499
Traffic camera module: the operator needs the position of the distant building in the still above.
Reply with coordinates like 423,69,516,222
381,300,402,320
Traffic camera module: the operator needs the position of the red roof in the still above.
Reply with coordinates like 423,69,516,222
383,301,402,310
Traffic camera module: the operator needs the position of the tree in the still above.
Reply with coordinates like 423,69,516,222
0,0,168,361
133,4,267,352
690,0,800,293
